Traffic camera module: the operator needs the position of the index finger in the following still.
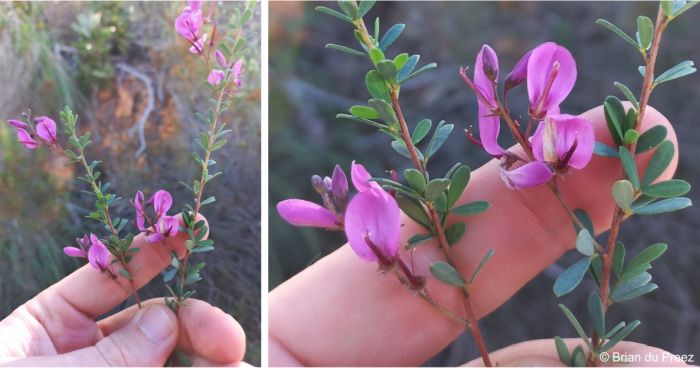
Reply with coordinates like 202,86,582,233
269,105,679,366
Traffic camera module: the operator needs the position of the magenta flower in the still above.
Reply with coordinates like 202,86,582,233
175,3,203,42
344,187,401,264
133,190,180,243
64,234,111,271
215,49,227,68
188,33,208,54
501,114,594,189
350,161,381,192
473,45,504,156
231,59,244,87
7,119,27,129
277,165,349,230
504,50,532,94
16,129,38,149
35,116,58,146
527,42,577,119
208,69,225,86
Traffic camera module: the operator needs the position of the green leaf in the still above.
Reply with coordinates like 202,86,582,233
604,96,626,145
357,0,375,17
163,267,177,283
200,196,216,206
425,121,454,158
434,192,448,213
594,142,619,157
558,304,593,351
393,53,409,70
412,118,432,144
397,54,419,81
399,62,438,83
192,245,215,253
118,269,132,279
626,243,667,271
554,336,572,366
424,178,450,202
611,283,658,303
620,263,652,281
654,60,696,86
623,129,640,145
350,105,380,120
575,229,595,257
468,248,495,285
600,320,640,352
613,241,626,275
613,81,639,111
369,47,385,65
404,168,425,194
612,272,652,302
379,23,405,51
636,16,654,50
337,0,360,19
325,43,367,57
396,195,431,229
662,0,675,16
636,125,667,153
365,71,390,102
368,99,398,126
642,140,675,187
447,166,470,208
642,179,691,198
666,1,699,19
452,201,490,216
622,148,640,178
406,234,432,249
315,6,352,23
633,197,692,215
605,321,627,339
573,209,595,235
596,19,640,50
612,180,634,213
587,292,606,337
376,60,397,81
444,222,466,246
572,346,586,367
430,261,466,287
554,257,591,297
590,257,603,286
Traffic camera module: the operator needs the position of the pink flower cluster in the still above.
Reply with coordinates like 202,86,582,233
64,234,110,271
134,189,180,244
463,42,595,189
208,49,244,88
277,162,400,265
6,116,58,149
175,0,207,54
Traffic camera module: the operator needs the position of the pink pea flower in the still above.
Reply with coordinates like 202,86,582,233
472,44,505,157
148,215,180,243
7,119,27,129
527,42,577,119
501,114,594,189
188,33,208,54
277,165,349,230
16,129,38,149
152,189,173,218
350,161,381,192
175,4,203,42
231,59,244,87
64,234,111,271
35,116,58,146
207,69,225,86
504,50,532,95
344,187,401,264
133,189,180,243
134,191,147,231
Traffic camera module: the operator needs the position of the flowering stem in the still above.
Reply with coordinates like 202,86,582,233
354,15,492,366
54,143,142,308
590,7,668,360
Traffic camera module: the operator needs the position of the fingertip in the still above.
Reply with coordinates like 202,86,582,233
179,299,246,364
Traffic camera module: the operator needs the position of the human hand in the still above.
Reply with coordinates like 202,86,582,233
0,215,247,367
269,104,682,366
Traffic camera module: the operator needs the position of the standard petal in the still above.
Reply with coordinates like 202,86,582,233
527,42,577,116
215,49,227,68
343,188,400,262
504,49,532,92
16,129,38,149
35,116,57,145
552,114,595,169
276,199,339,228
63,246,86,258
134,191,146,231
331,164,348,201
501,161,554,190
152,190,173,217
88,235,110,270
207,69,225,86
350,161,381,192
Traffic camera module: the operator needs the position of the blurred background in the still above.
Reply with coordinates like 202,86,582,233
269,2,699,365
0,1,261,363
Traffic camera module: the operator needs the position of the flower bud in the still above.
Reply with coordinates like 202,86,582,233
481,45,499,82
311,175,326,194
331,164,348,211
7,119,27,129
504,50,531,94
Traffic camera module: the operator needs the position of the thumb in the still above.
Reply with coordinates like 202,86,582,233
12,304,179,367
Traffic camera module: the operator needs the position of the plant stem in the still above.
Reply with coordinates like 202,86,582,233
590,6,668,361
354,16,492,366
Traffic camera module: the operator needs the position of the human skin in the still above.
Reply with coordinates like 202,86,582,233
269,104,686,366
0,216,248,367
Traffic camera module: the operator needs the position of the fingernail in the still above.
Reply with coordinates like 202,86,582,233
137,306,176,341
